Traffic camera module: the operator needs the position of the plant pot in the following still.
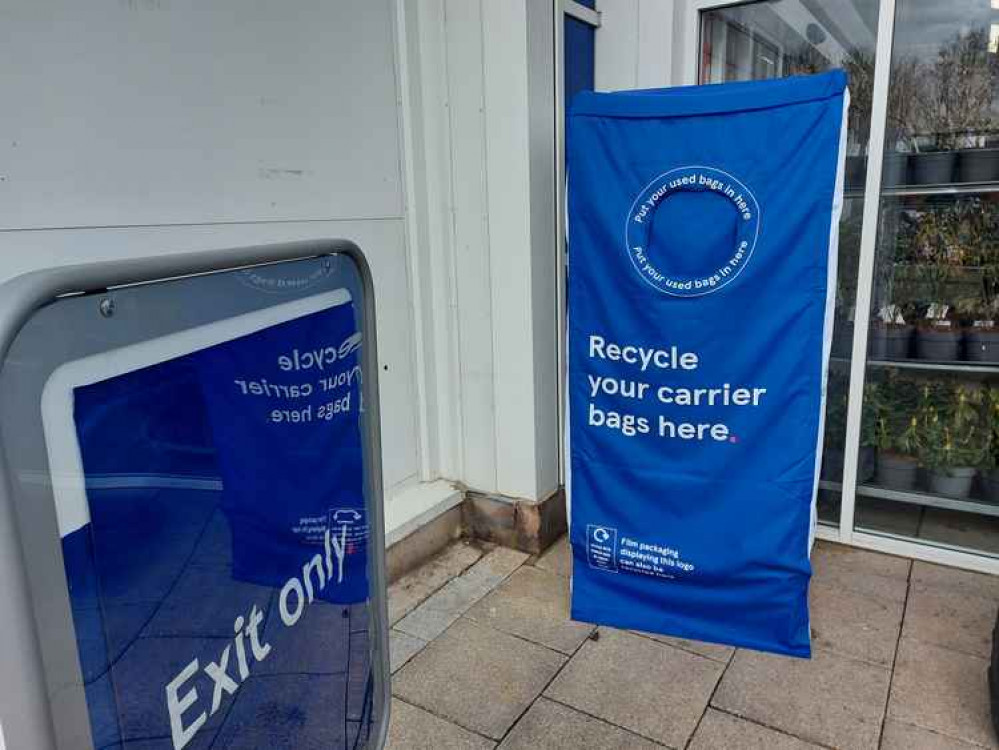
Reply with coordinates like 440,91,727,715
911,150,957,185
846,156,866,189
869,323,912,360
916,326,963,361
876,452,919,490
965,328,999,363
883,152,909,187
958,148,999,183
928,467,977,498
983,468,999,504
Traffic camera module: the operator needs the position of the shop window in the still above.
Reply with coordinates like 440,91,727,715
856,0,999,554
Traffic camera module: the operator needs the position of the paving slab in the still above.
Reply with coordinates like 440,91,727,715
395,547,528,641
632,631,734,663
545,628,723,748
903,583,997,659
808,580,904,667
390,628,427,673
466,566,593,654
711,647,890,750
498,697,664,750
688,708,825,750
888,637,998,749
911,561,999,601
386,698,495,750
388,542,484,625
881,720,984,750
810,541,910,603
534,536,571,579
393,618,565,740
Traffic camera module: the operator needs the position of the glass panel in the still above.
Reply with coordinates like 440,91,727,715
856,0,999,557
0,255,383,749
699,0,881,526
565,14,596,107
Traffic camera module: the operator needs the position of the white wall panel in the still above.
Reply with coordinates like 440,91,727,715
595,0,641,91
443,0,498,492
482,0,538,499
0,0,403,229
0,0,420,503
596,0,676,91
525,0,559,500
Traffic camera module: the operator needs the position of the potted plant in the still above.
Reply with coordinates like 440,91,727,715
910,29,996,185
919,384,990,498
913,208,965,360
939,28,999,183
870,224,916,360
871,304,915,360
965,245,999,362
882,55,921,187
842,49,875,189
873,376,921,489
911,136,958,186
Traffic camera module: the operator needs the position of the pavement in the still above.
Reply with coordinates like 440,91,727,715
385,536,999,749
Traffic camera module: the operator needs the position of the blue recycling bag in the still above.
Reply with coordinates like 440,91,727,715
567,71,847,657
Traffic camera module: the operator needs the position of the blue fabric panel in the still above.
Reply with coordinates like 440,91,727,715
567,71,847,657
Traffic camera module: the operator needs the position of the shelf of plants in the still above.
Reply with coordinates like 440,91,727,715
861,375,998,512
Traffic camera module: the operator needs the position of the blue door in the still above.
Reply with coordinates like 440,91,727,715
564,2,596,110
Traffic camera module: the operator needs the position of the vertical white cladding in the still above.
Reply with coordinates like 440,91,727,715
403,0,560,503
596,0,676,91
482,0,559,501
442,0,499,492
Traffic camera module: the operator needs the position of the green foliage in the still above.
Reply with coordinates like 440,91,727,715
917,383,991,472
867,373,921,456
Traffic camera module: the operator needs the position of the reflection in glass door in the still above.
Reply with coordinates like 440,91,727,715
699,0,881,528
